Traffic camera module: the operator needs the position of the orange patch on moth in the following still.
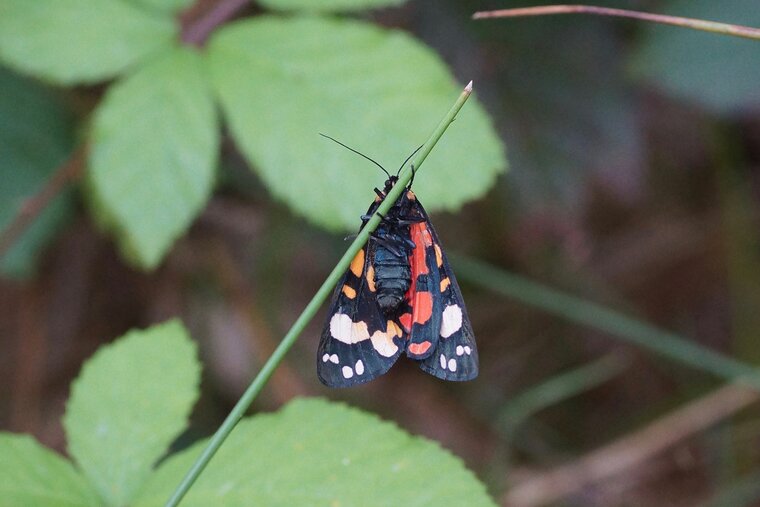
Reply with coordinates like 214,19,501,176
408,341,432,356
413,291,433,324
342,285,356,299
406,190,416,200
366,264,376,292
349,249,364,277
440,277,450,292
434,244,443,268
386,320,403,338
399,313,412,332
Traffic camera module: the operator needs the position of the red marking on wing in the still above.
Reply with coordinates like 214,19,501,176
413,291,433,324
405,222,435,325
399,313,412,333
409,222,432,278
408,341,432,356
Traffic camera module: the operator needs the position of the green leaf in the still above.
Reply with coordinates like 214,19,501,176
0,0,177,85
88,46,219,270
0,67,76,278
207,16,506,231
258,0,406,13
63,319,201,507
632,0,760,114
0,433,100,507
125,0,194,14
134,398,497,507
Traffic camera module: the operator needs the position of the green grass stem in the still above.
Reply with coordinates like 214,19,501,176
452,256,760,389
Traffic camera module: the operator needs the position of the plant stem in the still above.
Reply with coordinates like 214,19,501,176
164,81,474,507
452,255,760,389
181,0,250,46
472,5,760,41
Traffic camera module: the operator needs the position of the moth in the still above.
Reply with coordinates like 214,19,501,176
317,135,478,387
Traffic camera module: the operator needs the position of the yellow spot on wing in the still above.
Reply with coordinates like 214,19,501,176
342,285,356,299
350,249,365,277
386,320,402,338
440,277,450,292
434,244,443,268
366,264,376,292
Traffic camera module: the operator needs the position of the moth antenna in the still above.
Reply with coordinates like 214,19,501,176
319,133,391,179
396,144,424,177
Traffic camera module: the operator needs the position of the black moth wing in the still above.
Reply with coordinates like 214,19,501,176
412,200,479,381
317,205,406,387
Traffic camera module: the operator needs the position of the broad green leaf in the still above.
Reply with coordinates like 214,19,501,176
258,0,406,13
0,0,176,85
63,319,201,507
125,0,194,14
134,398,497,507
0,433,100,507
207,16,506,231
632,0,760,114
0,67,76,278
88,46,219,270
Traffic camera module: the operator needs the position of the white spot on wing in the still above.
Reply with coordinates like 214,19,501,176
456,345,464,356
448,358,457,372
329,354,339,364
464,346,472,355
355,360,365,375
322,353,330,362
330,313,370,344
440,305,463,338
439,354,446,369
342,366,354,379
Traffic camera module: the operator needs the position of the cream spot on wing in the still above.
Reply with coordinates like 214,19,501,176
448,358,457,372
355,360,365,375
439,354,446,369
329,354,339,364
456,345,464,356
342,366,354,379
330,313,370,344
434,244,443,268
322,353,330,363
464,346,472,355
440,305,463,338
370,329,399,358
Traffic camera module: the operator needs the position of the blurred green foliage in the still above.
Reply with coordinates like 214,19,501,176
634,0,760,113
0,321,497,506
0,67,75,277
88,47,219,269
0,0,505,270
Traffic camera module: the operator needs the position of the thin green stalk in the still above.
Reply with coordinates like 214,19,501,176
499,353,628,433
472,5,760,41
164,81,473,507
452,255,760,389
